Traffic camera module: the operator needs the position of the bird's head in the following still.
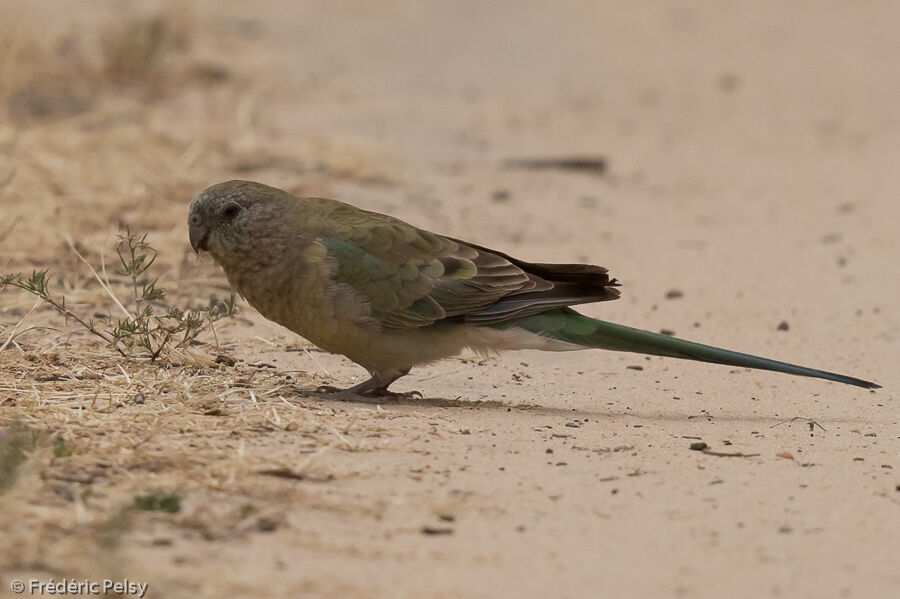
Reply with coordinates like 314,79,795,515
188,180,290,268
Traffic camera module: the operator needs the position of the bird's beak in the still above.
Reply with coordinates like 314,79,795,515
188,214,209,253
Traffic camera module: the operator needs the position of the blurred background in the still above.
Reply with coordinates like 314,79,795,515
4,1,897,284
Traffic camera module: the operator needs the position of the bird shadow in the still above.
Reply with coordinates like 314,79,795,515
295,387,509,410
294,385,872,426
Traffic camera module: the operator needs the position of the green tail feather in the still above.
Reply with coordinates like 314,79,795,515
507,308,880,389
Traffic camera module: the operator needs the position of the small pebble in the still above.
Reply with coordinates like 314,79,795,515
215,354,236,366
777,321,790,331
256,518,279,533
718,72,739,92
689,442,708,451
52,484,74,502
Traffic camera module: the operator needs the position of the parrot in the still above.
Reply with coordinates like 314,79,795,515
188,180,879,399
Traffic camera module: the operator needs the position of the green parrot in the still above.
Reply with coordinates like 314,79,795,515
188,180,879,398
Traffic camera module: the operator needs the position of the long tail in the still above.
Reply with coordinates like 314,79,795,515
508,308,880,389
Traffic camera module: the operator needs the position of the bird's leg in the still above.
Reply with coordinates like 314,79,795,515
315,368,423,402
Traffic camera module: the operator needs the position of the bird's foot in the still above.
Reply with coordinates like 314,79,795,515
314,384,348,394
365,389,424,401
314,383,423,403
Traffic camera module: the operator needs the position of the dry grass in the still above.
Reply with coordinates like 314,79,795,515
0,4,400,585
0,282,398,576
0,19,96,124
0,334,394,572
0,7,396,272
100,10,192,88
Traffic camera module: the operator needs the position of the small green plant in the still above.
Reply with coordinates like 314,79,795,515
52,435,74,458
1,229,235,361
133,491,181,513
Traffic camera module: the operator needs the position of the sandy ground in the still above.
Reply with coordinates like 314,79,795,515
1,1,898,598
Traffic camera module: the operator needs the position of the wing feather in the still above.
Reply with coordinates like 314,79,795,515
311,199,618,330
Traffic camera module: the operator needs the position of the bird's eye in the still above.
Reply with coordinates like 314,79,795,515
222,204,241,220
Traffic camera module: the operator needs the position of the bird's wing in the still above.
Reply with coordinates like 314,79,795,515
313,201,619,330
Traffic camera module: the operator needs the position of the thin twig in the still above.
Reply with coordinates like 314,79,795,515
303,347,331,377
64,234,131,320
701,449,760,458
771,416,826,432
0,295,41,352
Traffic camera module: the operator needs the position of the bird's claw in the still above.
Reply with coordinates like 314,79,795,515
314,385,344,394
368,389,424,401
313,384,423,402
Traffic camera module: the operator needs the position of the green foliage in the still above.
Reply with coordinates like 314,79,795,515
133,491,181,513
0,229,236,362
52,436,74,458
